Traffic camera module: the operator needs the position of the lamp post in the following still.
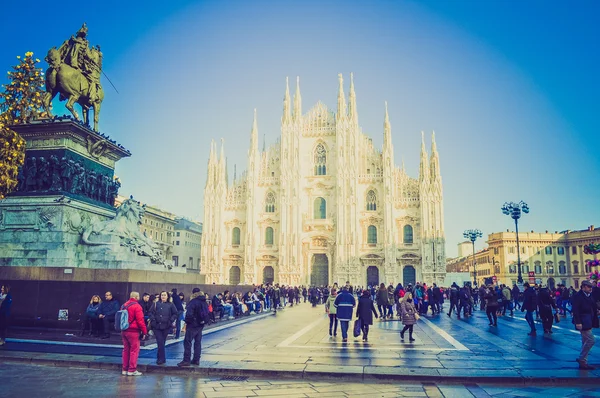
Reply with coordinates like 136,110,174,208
463,229,483,286
501,201,530,284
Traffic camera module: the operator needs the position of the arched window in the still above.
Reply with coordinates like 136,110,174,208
546,261,554,274
403,225,413,244
314,197,326,219
367,225,377,244
232,227,240,246
509,264,517,274
314,143,327,175
522,263,529,274
366,190,377,211
559,261,566,275
265,191,276,213
573,261,579,274
265,227,274,245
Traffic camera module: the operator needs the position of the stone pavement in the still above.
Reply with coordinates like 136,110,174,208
2,362,600,398
1,302,599,384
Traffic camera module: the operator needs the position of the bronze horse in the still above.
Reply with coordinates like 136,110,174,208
42,47,104,131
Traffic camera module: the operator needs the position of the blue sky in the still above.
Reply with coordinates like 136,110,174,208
1,0,598,257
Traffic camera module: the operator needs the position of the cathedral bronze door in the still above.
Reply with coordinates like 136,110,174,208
367,266,379,286
229,266,241,285
403,265,416,286
263,266,275,284
311,254,329,286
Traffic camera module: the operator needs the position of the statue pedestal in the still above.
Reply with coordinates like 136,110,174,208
0,120,172,272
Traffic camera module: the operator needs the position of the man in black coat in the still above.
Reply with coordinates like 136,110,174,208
572,281,599,370
447,283,459,318
98,291,119,339
178,289,210,367
432,284,442,314
521,282,537,336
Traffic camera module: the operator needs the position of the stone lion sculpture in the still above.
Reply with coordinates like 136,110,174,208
81,197,165,265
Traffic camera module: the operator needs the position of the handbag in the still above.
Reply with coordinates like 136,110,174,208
414,313,420,321
353,318,362,337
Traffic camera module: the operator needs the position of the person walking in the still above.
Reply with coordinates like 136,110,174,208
447,283,459,318
356,290,378,341
512,284,521,311
522,282,537,336
325,288,338,337
149,291,178,365
376,283,388,319
333,286,356,342
178,289,210,367
120,292,147,376
502,285,513,316
171,289,185,339
485,286,498,327
572,280,599,370
0,285,13,346
537,286,556,334
400,292,417,342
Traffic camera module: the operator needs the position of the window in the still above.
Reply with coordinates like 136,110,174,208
534,261,542,274
172,256,179,267
494,247,499,255
508,246,515,254
176,232,180,237
559,261,566,275
572,246,577,255
176,241,180,246
546,261,554,274
314,197,326,219
367,225,377,244
403,225,413,244
265,227,274,245
197,259,200,270
585,261,591,273
573,261,579,274
557,247,565,255
522,263,529,273
574,279,579,289
232,227,241,246
366,190,377,211
314,143,327,175
545,247,552,255
509,264,516,274
189,257,193,267
265,192,276,213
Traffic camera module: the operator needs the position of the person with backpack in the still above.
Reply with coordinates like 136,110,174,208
119,292,147,376
178,288,210,367
149,291,178,365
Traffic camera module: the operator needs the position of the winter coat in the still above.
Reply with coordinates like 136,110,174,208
432,287,442,302
522,287,538,311
149,301,178,331
537,288,555,309
171,290,184,313
502,288,511,301
0,293,13,317
333,290,356,322
85,303,100,318
376,288,388,306
572,290,599,331
484,291,498,308
185,293,210,328
140,299,153,316
400,300,417,325
356,296,378,325
325,295,338,315
98,298,120,317
121,298,147,335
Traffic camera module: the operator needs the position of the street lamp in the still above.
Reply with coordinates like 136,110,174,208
501,201,530,284
463,229,483,286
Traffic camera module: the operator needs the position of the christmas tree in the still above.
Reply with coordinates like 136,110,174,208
0,52,47,199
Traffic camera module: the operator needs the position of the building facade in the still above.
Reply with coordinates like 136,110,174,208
446,226,600,288
201,75,446,286
172,219,203,272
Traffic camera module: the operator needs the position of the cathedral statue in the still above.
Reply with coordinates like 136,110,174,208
42,23,104,131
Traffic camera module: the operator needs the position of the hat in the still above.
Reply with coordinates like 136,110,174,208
192,287,201,293
581,280,593,288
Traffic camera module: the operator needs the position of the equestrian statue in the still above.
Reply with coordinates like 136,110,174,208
42,23,104,131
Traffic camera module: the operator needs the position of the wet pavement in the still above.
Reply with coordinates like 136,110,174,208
1,301,599,383
2,362,600,398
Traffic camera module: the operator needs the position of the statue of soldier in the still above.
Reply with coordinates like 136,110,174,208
87,171,97,200
37,157,49,191
61,23,90,72
109,177,121,206
26,157,37,191
16,165,25,191
104,175,112,203
70,162,81,194
60,158,73,192
49,155,62,191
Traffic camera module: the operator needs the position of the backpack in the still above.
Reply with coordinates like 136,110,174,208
115,302,135,332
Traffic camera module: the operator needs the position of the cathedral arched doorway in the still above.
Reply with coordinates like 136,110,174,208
311,254,329,286
263,266,275,284
229,266,241,285
403,265,416,286
367,266,379,287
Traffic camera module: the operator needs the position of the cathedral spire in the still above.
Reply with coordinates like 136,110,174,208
206,139,217,188
282,77,291,123
250,108,258,152
348,72,358,124
430,130,441,181
219,138,227,184
383,101,392,150
419,131,430,183
293,76,302,121
337,73,346,121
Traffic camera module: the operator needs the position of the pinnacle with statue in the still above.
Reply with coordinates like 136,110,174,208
42,23,104,131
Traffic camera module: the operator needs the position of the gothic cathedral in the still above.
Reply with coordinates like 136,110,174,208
201,74,446,287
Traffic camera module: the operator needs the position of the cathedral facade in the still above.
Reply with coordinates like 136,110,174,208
201,75,446,287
